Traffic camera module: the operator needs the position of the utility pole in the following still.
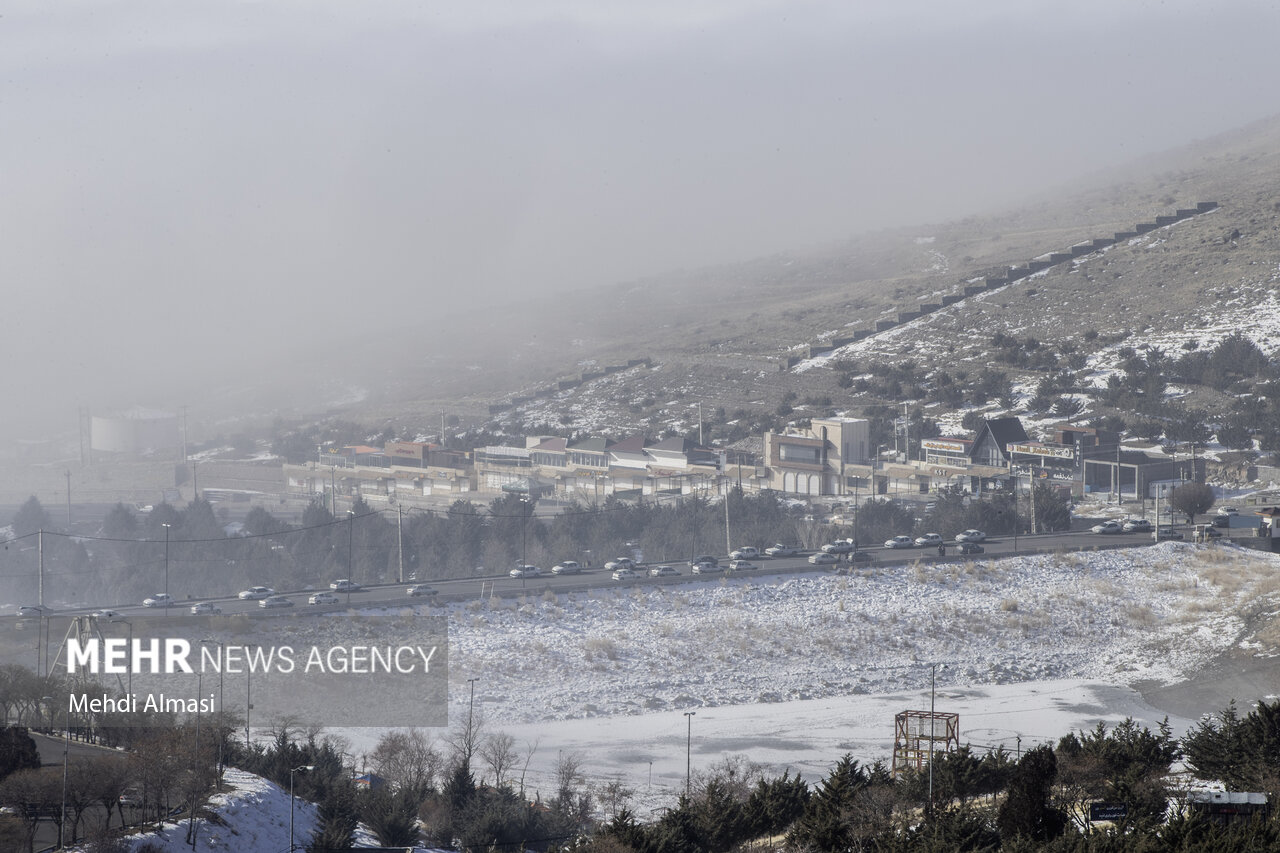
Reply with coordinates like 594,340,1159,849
683,711,696,798
38,530,44,607
65,470,72,528
397,504,405,584
928,664,937,813
724,479,731,556
1029,477,1037,535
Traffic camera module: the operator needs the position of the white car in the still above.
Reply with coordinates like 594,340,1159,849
648,565,680,577
91,609,127,622
406,584,438,597
189,602,222,616
728,559,756,571
329,579,362,592
509,565,542,579
143,593,175,608
1216,506,1239,516
914,533,943,547
808,552,837,565
954,529,986,543
1122,518,1152,533
17,605,49,617
689,556,718,570
238,586,275,600
729,546,760,560
309,592,341,605
551,561,582,575
821,540,854,554
764,544,800,557
605,557,637,571
612,567,639,580
884,536,914,549
1091,521,1123,534
691,562,723,574
259,596,294,608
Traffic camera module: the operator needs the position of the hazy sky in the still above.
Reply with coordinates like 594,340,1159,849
3,0,1279,439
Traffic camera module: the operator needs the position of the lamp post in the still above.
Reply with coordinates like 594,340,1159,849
201,638,225,790
245,644,255,751
162,522,172,597
123,619,133,700
289,764,314,852
682,711,696,799
347,510,355,599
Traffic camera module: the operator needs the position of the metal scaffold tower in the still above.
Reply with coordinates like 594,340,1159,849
892,709,960,777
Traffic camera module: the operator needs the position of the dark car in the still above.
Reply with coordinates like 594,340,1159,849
958,542,985,555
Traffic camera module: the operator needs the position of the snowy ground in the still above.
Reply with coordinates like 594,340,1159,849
101,541,1280,847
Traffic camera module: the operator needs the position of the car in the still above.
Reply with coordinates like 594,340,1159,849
551,561,582,575
821,540,854,554
143,593,175,608
329,579,362,592
189,603,222,616
729,546,760,560
1216,506,1239,516
1091,521,1123,535
1153,526,1184,541
648,565,680,577
691,562,723,574
914,533,943,547
309,592,341,605
118,789,142,807
954,529,986,543
509,565,542,578
1122,518,1152,533
259,596,294,608
17,605,49,617
808,552,838,565
884,536,914,549
728,559,756,571
407,584,438,597
764,544,800,557
612,567,638,580
91,609,127,622
604,557,637,571
957,542,985,555
238,586,275,600
1211,514,1231,528
688,555,718,570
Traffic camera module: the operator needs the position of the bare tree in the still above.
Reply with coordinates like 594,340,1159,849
518,738,540,797
597,776,635,820
0,767,61,853
478,731,517,789
371,728,443,797
443,708,485,766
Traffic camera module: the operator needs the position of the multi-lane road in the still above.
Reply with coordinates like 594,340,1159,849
9,523,1235,628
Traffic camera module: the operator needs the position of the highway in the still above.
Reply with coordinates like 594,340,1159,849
7,523,1239,630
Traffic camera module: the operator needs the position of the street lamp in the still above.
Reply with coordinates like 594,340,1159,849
347,510,355,598
289,764,314,852
201,638,225,790
162,522,172,597
682,711,696,799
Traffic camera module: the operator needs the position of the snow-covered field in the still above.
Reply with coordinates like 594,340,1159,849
103,541,1280,848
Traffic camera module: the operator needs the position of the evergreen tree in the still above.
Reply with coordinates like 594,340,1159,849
307,782,358,852
996,745,1066,843
0,727,40,782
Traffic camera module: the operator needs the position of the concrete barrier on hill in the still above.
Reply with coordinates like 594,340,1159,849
964,285,984,296
942,294,962,306
1135,223,1157,234
984,277,1008,289
1155,214,1178,226
1070,244,1093,256
853,328,872,340
1114,231,1137,240
919,303,941,314
1198,201,1219,212
875,319,897,331
1028,259,1051,272
897,310,921,323
1048,252,1072,264
1092,237,1116,249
